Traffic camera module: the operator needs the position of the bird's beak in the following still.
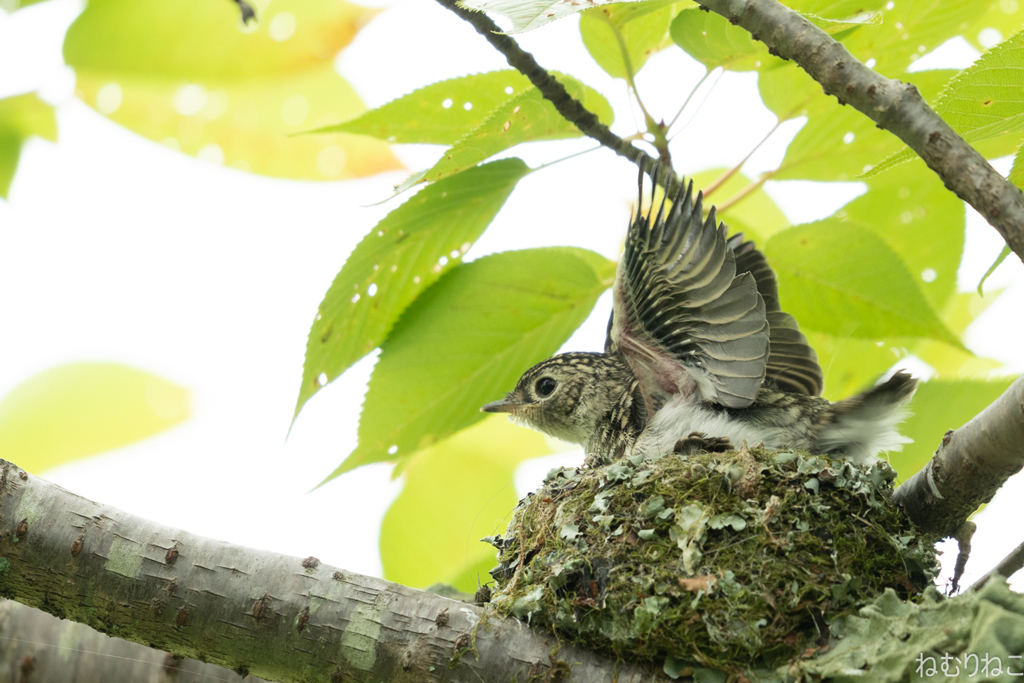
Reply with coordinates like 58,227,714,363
481,397,520,413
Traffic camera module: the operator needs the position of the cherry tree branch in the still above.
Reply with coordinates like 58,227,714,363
0,459,666,683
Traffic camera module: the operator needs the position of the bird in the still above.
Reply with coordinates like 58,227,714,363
481,161,918,465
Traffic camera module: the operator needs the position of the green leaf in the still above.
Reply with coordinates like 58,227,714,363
311,70,536,145
380,415,554,591
0,0,50,11
839,165,964,310
775,69,954,181
0,93,57,199
977,245,1012,296
323,246,615,481
64,0,399,180
414,76,613,187
690,168,790,244
914,292,1005,379
891,378,1015,483
765,222,962,347
0,363,190,474
670,7,765,72
873,29,1024,176
295,158,531,422
580,1,679,81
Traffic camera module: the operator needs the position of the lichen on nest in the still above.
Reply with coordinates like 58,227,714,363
485,447,938,672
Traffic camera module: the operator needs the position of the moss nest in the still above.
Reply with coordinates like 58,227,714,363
486,447,938,671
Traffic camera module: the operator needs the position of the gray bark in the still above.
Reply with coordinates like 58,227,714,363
0,459,666,683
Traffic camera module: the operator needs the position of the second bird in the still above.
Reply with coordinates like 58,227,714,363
482,163,917,465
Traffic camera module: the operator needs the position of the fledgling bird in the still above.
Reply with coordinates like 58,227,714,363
482,162,918,464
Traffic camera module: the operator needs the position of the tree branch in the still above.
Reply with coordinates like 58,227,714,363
0,459,666,683
694,0,1024,263
893,376,1024,538
435,0,660,172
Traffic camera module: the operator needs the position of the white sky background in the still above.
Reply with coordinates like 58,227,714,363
1,0,1023,596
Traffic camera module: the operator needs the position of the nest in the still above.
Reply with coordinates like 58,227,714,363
485,447,938,672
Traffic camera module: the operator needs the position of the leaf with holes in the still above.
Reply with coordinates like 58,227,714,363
413,75,613,187
295,158,531,422
311,70,536,145
0,93,57,198
320,247,615,482
872,28,1024,177
380,415,553,591
0,363,190,474
64,0,398,180
765,223,962,348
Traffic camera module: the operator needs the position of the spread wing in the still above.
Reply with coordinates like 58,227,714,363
605,163,769,411
728,235,824,396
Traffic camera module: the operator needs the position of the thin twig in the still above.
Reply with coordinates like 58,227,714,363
971,537,1024,591
704,120,782,199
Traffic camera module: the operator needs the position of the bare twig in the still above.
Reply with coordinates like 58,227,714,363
694,0,1024,264
950,520,976,594
971,537,1024,591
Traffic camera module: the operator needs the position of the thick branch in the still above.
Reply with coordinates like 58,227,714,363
695,0,1024,263
0,459,666,683
893,376,1024,538
0,599,267,683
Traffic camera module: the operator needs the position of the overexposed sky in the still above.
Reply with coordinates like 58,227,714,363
1,0,1022,592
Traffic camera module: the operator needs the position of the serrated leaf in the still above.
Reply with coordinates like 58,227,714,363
690,168,790,243
1008,139,1024,188
0,363,190,474
380,415,553,591
890,378,1015,483
0,93,57,199
65,0,399,180
765,222,962,347
295,158,531,422
775,69,954,181
415,76,613,186
873,29,1024,177
322,246,615,481
580,1,679,81
311,70,535,144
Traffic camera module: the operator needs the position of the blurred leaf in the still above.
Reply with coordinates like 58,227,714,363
807,331,904,400
312,70,535,144
963,0,1024,53
412,76,613,187
296,158,530,422
873,30,1024,176
580,1,679,81
322,247,615,482
691,168,790,243
786,0,889,18
915,291,1005,378
757,58,832,121
0,0,49,11
64,0,399,180
380,415,554,591
0,363,190,474
891,378,1015,483
977,245,1012,296
765,222,962,347
670,7,765,72
0,93,57,199
1008,137,1024,188
775,69,954,181
840,165,964,310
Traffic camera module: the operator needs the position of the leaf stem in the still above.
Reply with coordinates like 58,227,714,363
704,119,782,199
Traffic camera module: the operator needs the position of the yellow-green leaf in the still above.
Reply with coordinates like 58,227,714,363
580,1,679,81
765,222,962,348
296,158,531,422
380,415,554,591
0,363,190,474
0,93,57,199
322,246,615,482
312,70,535,145
690,168,790,244
64,0,399,180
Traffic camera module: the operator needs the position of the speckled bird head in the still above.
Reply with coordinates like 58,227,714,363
482,352,634,446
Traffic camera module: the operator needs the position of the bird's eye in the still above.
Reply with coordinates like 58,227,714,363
536,377,557,397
